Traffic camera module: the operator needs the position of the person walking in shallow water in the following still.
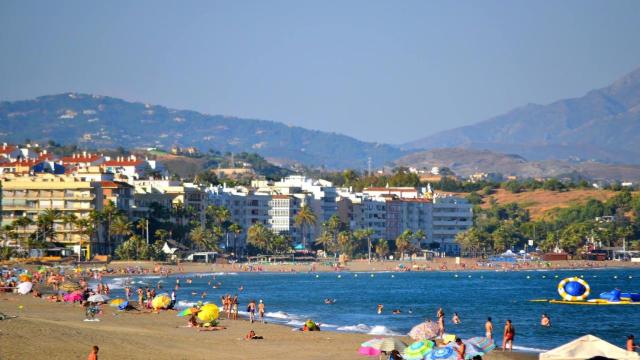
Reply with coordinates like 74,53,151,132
502,319,515,351
437,307,445,336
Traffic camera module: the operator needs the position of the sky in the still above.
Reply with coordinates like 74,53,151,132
1,1,640,144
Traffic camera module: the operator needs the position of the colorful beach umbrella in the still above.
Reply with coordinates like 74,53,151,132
409,321,439,341
426,347,456,360
402,340,435,360
87,294,110,303
358,339,383,357
18,273,32,282
110,298,126,307
117,301,130,311
371,338,406,352
460,337,496,359
63,292,83,303
151,294,171,309
197,304,220,322
178,307,199,317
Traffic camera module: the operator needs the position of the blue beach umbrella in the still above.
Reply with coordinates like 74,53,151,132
117,301,129,311
426,347,456,360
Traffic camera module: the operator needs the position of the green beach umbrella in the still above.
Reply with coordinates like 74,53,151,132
403,340,434,360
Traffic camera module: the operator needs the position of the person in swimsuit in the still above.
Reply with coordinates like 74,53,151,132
452,312,461,324
485,317,493,339
248,300,256,323
503,319,515,351
454,338,466,360
628,335,639,352
540,314,550,327
437,308,445,336
232,295,239,320
258,299,265,323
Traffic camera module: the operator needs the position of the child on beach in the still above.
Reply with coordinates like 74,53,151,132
87,345,99,360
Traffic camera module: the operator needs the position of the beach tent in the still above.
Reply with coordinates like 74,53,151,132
539,335,640,360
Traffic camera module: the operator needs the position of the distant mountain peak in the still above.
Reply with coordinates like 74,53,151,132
403,65,640,164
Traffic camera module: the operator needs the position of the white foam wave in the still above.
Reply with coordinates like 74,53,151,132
189,272,238,277
336,324,400,336
513,345,548,353
265,311,290,320
286,320,305,327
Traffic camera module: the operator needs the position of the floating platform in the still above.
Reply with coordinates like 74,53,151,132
529,299,640,305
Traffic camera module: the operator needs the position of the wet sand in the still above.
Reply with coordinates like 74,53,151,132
0,294,537,360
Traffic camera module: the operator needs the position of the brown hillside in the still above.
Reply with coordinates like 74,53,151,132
479,189,619,220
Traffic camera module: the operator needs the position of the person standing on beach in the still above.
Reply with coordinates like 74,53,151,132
258,299,265,323
485,317,493,339
124,286,131,300
502,319,515,351
454,338,465,360
232,295,239,320
247,299,256,323
136,288,143,308
437,308,445,336
87,345,99,360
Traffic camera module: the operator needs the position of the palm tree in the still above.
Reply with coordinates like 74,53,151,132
354,228,375,262
315,230,335,255
375,239,390,260
189,227,214,251
395,230,413,260
294,204,317,249
110,215,133,247
215,207,231,252
12,217,33,251
337,231,355,257
155,229,170,243
247,223,272,254
228,223,242,255
38,209,61,243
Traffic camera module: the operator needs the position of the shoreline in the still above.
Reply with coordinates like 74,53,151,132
0,293,537,360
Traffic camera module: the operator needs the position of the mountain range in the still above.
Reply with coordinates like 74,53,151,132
0,93,403,169
403,66,640,164
394,148,640,181
1,65,640,178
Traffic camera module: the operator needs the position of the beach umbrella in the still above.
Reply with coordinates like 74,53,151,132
110,298,126,307
460,337,496,359
17,282,33,295
426,347,456,360
358,339,383,356
18,273,32,282
87,294,110,303
152,294,172,309
117,301,130,311
409,321,439,341
402,340,435,360
178,307,199,317
372,338,406,353
61,282,81,292
197,304,220,322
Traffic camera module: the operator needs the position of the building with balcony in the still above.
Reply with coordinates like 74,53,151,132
0,173,105,257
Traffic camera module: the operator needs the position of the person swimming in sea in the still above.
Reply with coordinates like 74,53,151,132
392,309,401,314
324,298,335,304
377,304,384,314
540,314,550,327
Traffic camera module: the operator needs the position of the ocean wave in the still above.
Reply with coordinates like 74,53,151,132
286,320,305,327
176,300,197,308
513,345,548,353
265,311,291,320
335,324,401,336
189,272,239,277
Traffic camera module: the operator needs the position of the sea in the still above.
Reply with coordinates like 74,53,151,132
101,267,640,352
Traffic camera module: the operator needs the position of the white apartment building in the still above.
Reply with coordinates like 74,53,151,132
430,195,473,254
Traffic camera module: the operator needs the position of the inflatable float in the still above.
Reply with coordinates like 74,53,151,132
530,277,640,306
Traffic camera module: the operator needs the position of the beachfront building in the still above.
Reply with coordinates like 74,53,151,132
0,173,106,257
131,179,207,223
430,195,473,254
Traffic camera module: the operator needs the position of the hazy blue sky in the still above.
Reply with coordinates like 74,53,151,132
2,1,640,144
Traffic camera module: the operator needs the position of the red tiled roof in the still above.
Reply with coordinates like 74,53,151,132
0,159,42,166
271,195,291,199
0,145,16,154
103,160,144,166
62,154,103,163
100,181,134,188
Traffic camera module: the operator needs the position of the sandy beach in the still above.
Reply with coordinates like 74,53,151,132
0,293,537,360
